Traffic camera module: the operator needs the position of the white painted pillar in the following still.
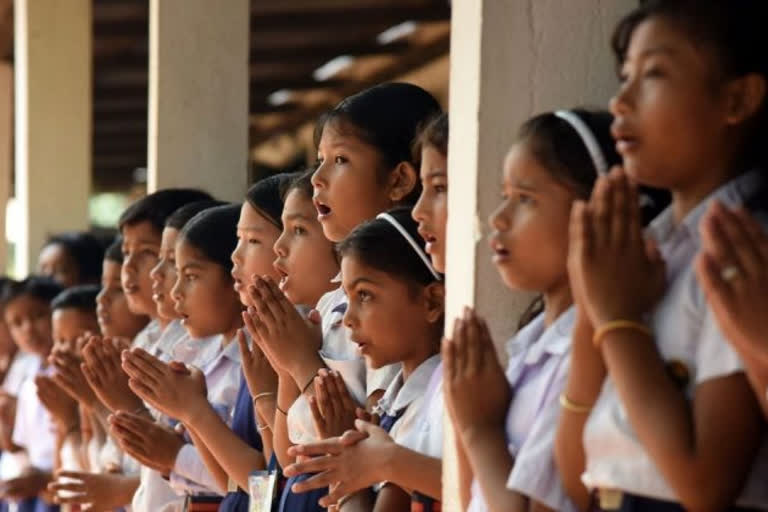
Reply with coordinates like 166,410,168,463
147,0,250,202
444,0,635,509
14,0,91,276
0,63,11,273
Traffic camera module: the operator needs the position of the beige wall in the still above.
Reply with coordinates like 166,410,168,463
0,63,10,273
14,0,91,276
147,0,250,202
443,0,635,508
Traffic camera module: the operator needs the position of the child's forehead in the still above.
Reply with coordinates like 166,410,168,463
5,294,51,313
121,220,162,244
52,307,94,322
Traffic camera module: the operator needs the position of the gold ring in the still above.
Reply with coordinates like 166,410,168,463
721,265,741,282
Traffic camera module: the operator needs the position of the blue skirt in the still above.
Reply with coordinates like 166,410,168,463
278,473,326,512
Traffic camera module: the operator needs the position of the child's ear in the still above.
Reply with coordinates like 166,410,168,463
724,73,767,126
423,282,445,324
388,162,419,204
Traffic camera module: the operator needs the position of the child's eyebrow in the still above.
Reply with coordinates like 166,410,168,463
283,212,311,222
424,170,447,179
236,225,267,231
180,262,204,271
348,277,378,288
632,45,677,61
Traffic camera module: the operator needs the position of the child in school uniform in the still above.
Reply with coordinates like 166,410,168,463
78,189,213,512
284,113,450,511
42,241,147,511
558,1,768,510
311,207,444,511
0,276,63,512
122,170,340,512
39,285,102,511
242,82,441,512
438,109,630,512
148,200,226,362
118,205,245,509
81,188,213,416
96,237,150,341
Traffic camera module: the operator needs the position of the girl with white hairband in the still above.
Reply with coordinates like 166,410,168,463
442,108,624,512
284,207,444,510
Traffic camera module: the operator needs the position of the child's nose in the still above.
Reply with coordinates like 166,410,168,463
311,162,328,189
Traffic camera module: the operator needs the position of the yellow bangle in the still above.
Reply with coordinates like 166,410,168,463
252,391,275,403
559,394,592,414
593,320,652,348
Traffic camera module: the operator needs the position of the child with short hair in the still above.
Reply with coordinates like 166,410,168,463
0,276,63,512
38,232,105,288
118,204,245,509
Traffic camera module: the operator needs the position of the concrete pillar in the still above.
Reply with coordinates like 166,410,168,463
14,0,91,276
0,63,10,273
147,0,250,202
443,0,635,508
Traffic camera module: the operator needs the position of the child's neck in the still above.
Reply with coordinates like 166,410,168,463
671,154,746,223
543,280,573,327
221,317,244,346
401,340,440,381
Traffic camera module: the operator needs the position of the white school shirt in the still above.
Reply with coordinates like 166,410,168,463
374,355,441,444
287,283,401,444
468,308,577,512
169,334,242,495
582,169,768,508
0,351,38,480
129,328,222,512
1,351,38,395
12,356,57,471
132,318,164,354
398,362,444,459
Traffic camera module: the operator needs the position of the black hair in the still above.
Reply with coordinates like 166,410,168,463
337,207,440,289
612,0,768,170
1,276,63,306
515,109,669,328
281,168,314,202
43,232,106,283
104,237,124,264
314,83,443,205
118,188,214,233
51,284,100,313
245,173,298,230
412,112,449,161
165,200,228,230
518,109,620,199
179,204,241,273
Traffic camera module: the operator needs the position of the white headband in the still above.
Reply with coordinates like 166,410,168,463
376,213,442,281
554,110,609,176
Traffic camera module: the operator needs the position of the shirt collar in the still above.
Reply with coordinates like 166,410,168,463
648,168,765,247
376,354,441,416
522,307,575,366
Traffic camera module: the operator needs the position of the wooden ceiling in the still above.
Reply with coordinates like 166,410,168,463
0,0,451,191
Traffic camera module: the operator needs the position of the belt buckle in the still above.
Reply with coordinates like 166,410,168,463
598,488,624,510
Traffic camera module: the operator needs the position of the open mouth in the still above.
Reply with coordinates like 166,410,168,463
313,198,332,218
611,122,639,154
419,228,438,254
274,264,289,290
490,238,510,261
231,269,244,291
615,136,639,154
